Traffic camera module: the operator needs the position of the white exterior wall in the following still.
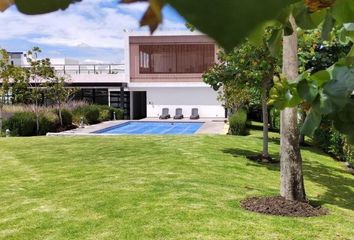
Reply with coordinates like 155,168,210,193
132,87,224,118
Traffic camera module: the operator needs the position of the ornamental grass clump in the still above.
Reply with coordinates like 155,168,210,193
228,108,249,136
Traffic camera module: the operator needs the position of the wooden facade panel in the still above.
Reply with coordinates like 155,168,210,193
129,35,217,83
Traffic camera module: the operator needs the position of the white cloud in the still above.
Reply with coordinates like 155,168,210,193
0,0,188,62
0,0,186,50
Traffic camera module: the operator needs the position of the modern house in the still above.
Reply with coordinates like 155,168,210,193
4,32,225,120
125,32,224,119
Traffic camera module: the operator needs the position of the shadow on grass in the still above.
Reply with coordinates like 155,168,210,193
255,137,280,145
303,159,354,211
222,148,280,172
223,147,354,211
247,123,280,133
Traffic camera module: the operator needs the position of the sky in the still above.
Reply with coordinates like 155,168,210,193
0,0,187,63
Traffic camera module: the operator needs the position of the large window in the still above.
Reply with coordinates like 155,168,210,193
139,44,215,74
73,88,108,105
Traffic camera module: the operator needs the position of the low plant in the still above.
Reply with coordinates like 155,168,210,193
109,107,124,120
72,105,100,124
4,112,37,136
57,108,73,126
38,111,59,135
313,119,353,162
229,108,249,136
269,107,280,131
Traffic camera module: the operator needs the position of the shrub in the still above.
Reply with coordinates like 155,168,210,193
313,119,351,162
344,140,354,167
270,107,280,131
229,108,249,135
39,112,58,135
98,109,111,122
72,105,100,125
57,108,73,126
109,107,124,120
97,105,124,121
4,112,36,136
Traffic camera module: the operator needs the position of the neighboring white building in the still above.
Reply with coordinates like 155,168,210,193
8,52,27,66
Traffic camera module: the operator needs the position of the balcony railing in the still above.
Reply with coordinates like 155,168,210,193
54,64,125,74
22,64,125,75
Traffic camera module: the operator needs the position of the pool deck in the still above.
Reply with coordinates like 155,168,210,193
47,118,227,136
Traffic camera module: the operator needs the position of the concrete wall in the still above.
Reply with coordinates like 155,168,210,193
134,87,224,118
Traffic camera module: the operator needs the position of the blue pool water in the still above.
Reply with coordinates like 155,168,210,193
94,121,203,135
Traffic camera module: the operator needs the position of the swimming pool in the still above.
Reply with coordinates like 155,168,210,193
94,121,204,135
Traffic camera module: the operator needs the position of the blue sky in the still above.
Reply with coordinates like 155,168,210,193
0,0,187,63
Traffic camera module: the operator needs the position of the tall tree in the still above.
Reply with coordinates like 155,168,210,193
46,75,76,126
280,15,306,201
26,47,55,134
203,39,279,160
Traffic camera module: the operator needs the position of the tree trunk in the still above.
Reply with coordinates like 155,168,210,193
299,110,306,146
280,15,306,202
261,79,269,158
35,99,40,135
58,102,63,126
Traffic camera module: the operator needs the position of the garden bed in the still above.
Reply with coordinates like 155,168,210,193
241,196,328,217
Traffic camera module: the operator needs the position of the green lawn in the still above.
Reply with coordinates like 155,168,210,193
0,130,353,240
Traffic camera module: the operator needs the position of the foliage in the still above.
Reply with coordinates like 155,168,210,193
313,119,354,162
270,107,281,130
343,139,354,165
98,108,111,122
0,49,13,135
38,111,59,135
98,105,124,122
11,67,32,104
4,111,37,136
109,107,124,120
203,39,278,110
46,75,77,126
0,0,81,14
298,29,352,73
228,108,249,135
269,52,354,141
26,47,56,134
72,105,100,125
57,108,73,126
269,25,353,140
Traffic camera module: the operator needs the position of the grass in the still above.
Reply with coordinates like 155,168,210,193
0,129,353,240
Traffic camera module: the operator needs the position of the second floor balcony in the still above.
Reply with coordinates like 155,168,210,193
53,64,125,75
21,63,125,75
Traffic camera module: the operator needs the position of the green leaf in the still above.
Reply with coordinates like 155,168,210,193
297,79,319,103
15,0,80,15
331,65,354,90
164,0,295,51
348,45,354,57
293,2,326,30
321,10,335,40
310,70,331,87
332,0,354,24
301,109,322,136
312,90,334,115
267,28,283,56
